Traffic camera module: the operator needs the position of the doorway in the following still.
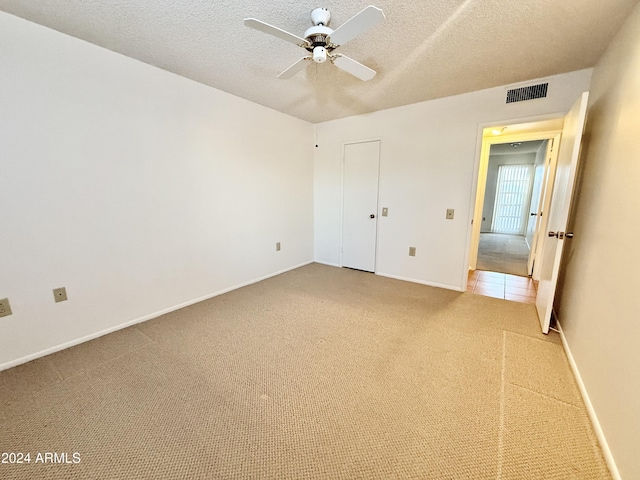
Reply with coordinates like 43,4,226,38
467,120,563,305
469,120,563,282
341,140,381,272
477,142,542,277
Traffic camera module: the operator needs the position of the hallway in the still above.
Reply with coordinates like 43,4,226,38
476,233,530,276
467,269,537,304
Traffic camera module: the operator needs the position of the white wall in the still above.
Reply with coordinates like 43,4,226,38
314,69,592,290
0,12,314,368
481,151,536,233
555,3,640,478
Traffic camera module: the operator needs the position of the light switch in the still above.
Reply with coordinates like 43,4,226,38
382,207,389,217
446,209,455,220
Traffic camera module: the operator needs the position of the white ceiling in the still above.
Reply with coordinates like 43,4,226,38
1,0,637,123
490,140,544,156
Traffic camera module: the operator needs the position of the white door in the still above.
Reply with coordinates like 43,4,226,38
526,140,551,275
342,141,380,272
536,92,589,333
525,161,545,273
531,135,561,281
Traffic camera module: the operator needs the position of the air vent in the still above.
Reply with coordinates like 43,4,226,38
506,83,548,104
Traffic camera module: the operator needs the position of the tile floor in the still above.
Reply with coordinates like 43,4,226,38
467,270,538,304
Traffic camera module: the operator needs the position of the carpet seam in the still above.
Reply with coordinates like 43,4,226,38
507,381,582,409
497,330,506,480
46,357,65,383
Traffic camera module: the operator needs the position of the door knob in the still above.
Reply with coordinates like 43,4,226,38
565,232,574,239
530,213,538,216
548,231,557,237
370,214,375,219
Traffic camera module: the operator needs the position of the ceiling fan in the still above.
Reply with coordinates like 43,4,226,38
244,6,385,81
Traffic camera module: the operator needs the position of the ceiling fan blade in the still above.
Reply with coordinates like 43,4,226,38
332,54,377,81
277,57,312,79
244,18,309,47
329,5,385,46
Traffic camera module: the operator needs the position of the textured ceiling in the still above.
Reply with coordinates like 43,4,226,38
1,0,637,123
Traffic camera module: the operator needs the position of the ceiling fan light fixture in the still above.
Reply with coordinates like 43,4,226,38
313,46,327,63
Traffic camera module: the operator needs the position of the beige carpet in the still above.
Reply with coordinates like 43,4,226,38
477,233,530,277
0,264,610,479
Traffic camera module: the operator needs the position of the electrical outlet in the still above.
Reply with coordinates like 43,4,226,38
382,207,389,217
409,246,416,257
276,242,281,252
53,287,68,303
0,298,12,317
446,209,455,220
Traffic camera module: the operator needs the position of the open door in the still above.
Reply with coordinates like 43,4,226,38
531,137,562,281
536,92,589,333
525,141,549,275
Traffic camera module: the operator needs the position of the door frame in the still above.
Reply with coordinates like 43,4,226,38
468,128,562,276
340,138,383,272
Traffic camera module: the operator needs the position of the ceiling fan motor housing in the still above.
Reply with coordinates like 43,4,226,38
304,25,335,56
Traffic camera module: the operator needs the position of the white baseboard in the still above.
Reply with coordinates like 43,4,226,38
0,260,313,372
556,320,621,480
375,272,464,292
